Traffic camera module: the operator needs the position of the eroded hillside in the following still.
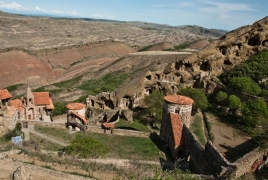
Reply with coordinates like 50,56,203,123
0,11,225,89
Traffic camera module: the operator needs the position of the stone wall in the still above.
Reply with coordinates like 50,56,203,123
183,125,268,178
18,120,150,138
18,120,65,129
3,109,18,130
183,125,231,177
233,147,266,178
87,126,150,138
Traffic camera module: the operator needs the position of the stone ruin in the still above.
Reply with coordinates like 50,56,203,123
159,94,268,179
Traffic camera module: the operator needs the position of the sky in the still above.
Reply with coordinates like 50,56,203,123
0,0,267,30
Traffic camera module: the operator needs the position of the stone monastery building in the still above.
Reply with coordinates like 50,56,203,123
66,102,88,131
0,86,54,121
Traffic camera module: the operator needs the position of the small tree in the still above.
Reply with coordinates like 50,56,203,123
215,91,228,105
228,95,241,110
229,77,261,95
241,98,268,127
53,102,67,116
178,88,208,110
143,90,164,123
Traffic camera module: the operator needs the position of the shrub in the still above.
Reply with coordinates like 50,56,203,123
53,102,67,116
228,95,241,110
178,88,208,110
259,89,268,99
221,50,268,84
143,90,164,123
229,77,261,95
241,98,268,127
215,91,228,105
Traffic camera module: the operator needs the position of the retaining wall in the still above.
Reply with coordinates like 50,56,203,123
18,120,150,137
184,125,230,176
233,147,266,178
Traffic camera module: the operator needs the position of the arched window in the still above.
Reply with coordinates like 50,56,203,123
29,98,33,104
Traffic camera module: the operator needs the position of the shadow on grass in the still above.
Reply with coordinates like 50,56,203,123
149,132,174,163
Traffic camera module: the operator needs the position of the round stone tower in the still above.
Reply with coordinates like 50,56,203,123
163,94,194,127
66,103,87,131
160,94,194,143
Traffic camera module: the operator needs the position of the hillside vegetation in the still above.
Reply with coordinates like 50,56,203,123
212,50,268,146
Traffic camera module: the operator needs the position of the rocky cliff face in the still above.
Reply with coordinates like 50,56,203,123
89,16,268,109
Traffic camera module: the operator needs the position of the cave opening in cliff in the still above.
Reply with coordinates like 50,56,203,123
146,75,152,80
184,63,192,72
262,39,268,46
224,59,232,65
248,36,260,46
123,96,133,109
200,61,209,71
104,100,114,109
219,46,227,55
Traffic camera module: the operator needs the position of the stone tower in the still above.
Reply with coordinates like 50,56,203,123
26,85,34,106
160,94,194,158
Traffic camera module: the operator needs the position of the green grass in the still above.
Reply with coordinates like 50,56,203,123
34,125,72,143
29,133,63,151
5,84,23,92
115,119,149,132
53,75,83,88
33,86,45,92
190,115,207,146
33,125,162,161
85,131,163,161
78,71,130,95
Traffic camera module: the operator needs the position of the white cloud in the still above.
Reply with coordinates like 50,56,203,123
67,10,80,15
92,13,115,19
0,2,27,10
0,1,81,16
34,6,47,13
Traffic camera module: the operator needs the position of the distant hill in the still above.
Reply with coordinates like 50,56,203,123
0,11,226,89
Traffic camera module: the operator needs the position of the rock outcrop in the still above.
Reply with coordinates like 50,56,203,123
87,16,268,110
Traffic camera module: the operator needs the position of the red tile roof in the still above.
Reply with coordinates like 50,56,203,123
32,92,50,105
10,99,24,112
164,95,194,105
0,89,12,100
66,103,86,110
170,112,184,146
103,123,115,128
46,98,54,109
71,111,88,124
